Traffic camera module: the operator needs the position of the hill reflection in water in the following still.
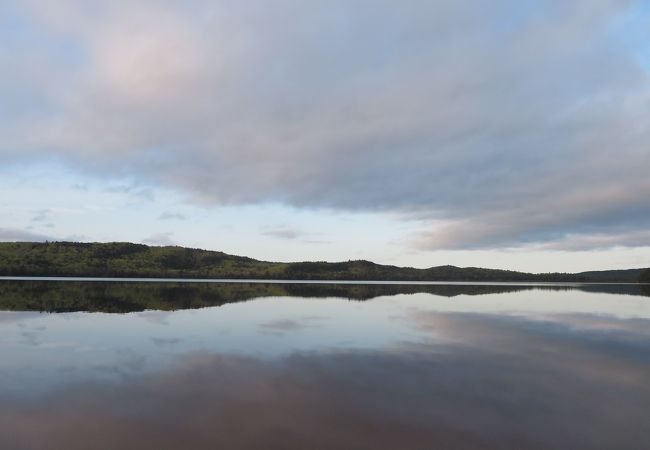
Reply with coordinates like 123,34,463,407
0,280,648,313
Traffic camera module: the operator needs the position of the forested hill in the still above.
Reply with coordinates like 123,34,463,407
0,242,647,282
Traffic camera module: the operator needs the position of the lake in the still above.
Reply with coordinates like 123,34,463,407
0,280,648,449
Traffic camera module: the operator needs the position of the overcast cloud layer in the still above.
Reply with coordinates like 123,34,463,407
1,0,649,250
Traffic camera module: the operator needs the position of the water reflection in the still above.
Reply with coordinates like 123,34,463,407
0,282,648,449
0,280,648,313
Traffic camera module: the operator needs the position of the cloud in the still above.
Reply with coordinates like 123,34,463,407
533,230,650,252
158,211,186,221
30,209,50,223
142,232,175,246
152,337,181,347
104,183,154,201
1,0,649,249
262,227,305,241
0,228,53,242
262,225,330,244
71,183,88,191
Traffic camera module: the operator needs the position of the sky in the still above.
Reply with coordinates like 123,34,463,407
1,0,649,273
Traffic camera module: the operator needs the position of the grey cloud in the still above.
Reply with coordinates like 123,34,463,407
0,227,90,243
62,233,89,242
104,183,155,202
142,232,175,246
262,226,330,244
262,227,304,241
534,230,650,252
71,183,88,191
30,209,50,223
0,228,53,242
1,0,649,249
413,189,650,250
152,337,181,348
158,211,186,221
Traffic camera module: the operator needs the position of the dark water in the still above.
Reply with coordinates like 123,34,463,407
0,281,649,450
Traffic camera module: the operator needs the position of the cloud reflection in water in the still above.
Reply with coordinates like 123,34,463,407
0,306,648,450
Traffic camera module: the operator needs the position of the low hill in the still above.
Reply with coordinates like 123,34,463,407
0,241,647,282
578,268,646,283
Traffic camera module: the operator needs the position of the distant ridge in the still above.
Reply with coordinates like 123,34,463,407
0,241,647,283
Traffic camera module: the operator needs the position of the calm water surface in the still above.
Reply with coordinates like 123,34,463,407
0,281,648,449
